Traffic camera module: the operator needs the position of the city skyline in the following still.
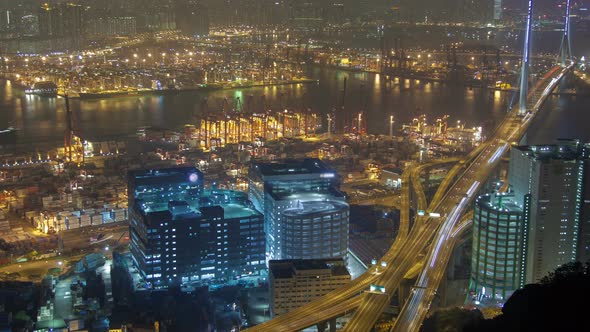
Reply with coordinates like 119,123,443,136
0,0,588,331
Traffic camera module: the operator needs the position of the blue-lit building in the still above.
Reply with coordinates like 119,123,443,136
128,167,204,211
509,140,590,283
469,140,590,307
129,167,265,288
249,159,349,262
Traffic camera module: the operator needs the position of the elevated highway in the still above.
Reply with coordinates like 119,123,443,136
390,64,573,332
244,64,572,332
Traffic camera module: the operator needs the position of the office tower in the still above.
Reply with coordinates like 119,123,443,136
128,167,265,288
509,139,590,283
269,259,350,316
249,158,349,262
470,193,525,305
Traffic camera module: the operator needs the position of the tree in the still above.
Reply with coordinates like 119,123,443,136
465,261,590,332
421,307,483,332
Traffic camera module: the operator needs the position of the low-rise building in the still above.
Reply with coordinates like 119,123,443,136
269,259,350,317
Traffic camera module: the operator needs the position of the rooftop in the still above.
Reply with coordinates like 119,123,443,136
253,158,335,177
137,189,261,224
223,203,260,219
129,166,203,187
269,259,350,279
269,188,345,201
515,139,590,161
476,193,523,214
283,200,348,217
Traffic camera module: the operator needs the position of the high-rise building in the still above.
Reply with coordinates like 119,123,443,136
269,258,350,316
249,158,349,262
38,3,82,47
128,167,265,288
493,0,502,21
509,139,590,283
86,17,137,36
0,9,14,33
175,1,209,36
469,193,525,305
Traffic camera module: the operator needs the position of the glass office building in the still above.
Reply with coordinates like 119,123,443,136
470,193,525,305
129,167,265,288
281,199,349,259
249,159,349,262
248,158,341,213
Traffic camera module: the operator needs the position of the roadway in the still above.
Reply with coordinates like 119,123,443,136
344,64,567,332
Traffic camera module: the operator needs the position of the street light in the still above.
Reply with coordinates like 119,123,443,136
389,115,394,137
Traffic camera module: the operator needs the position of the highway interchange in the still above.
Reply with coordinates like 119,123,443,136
245,63,572,332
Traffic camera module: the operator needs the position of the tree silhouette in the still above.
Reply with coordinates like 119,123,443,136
465,260,590,332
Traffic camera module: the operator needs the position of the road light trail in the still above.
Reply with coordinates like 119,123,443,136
390,64,572,332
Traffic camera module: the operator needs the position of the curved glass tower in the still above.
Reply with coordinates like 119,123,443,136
470,193,525,306
282,200,349,259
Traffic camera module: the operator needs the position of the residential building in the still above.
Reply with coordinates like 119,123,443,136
86,17,137,36
38,3,82,47
269,259,350,317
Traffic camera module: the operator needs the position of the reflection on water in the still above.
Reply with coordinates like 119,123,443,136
0,66,587,145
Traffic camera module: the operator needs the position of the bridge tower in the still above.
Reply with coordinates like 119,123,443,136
559,0,572,66
518,0,534,115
